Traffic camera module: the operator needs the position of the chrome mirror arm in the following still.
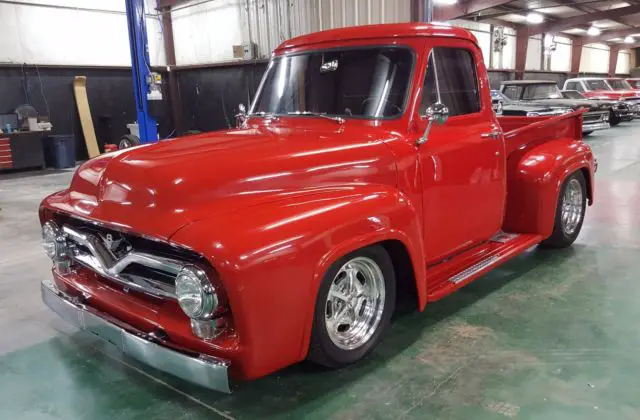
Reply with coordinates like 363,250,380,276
416,102,449,146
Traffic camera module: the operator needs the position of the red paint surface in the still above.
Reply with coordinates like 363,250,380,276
39,23,595,382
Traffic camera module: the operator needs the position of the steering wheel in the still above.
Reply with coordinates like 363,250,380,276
361,98,402,115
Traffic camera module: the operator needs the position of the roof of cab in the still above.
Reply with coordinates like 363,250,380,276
275,23,478,52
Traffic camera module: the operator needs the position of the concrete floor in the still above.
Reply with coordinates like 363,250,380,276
1,123,640,420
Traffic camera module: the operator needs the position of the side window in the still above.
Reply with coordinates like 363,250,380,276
566,82,576,90
576,82,585,93
421,47,481,117
502,85,521,100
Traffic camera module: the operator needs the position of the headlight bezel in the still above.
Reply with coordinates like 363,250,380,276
175,265,219,320
42,221,66,260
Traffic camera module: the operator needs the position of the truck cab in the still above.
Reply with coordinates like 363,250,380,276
39,23,596,391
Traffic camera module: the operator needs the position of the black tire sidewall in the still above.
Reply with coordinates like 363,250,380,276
310,245,396,366
609,109,620,126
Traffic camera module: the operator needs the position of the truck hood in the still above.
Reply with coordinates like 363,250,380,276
47,123,398,240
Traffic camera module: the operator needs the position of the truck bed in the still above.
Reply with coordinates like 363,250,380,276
498,110,585,156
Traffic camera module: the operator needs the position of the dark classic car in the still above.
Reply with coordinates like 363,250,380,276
500,80,610,134
491,90,571,117
561,89,633,125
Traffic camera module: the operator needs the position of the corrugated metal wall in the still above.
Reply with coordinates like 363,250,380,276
173,0,412,65
249,0,411,58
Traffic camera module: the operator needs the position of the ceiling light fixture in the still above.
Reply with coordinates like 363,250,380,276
587,26,601,36
526,13,544,24
624,36,634,44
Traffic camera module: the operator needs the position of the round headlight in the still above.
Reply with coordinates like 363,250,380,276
175,266,218,320
42,221,60,259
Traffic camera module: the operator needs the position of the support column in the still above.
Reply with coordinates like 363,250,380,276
570,39,583,75
608,45,620,77
160,6,184,135
125,0,158,143
515,31,528,80
424,0,433,22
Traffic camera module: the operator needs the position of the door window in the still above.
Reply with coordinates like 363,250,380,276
565,82,577,91
421,47,480,117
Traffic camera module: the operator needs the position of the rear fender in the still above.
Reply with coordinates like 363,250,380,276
503,138,594,237
170,185,425,379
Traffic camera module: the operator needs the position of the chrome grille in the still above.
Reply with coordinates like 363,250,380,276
62,224,183,298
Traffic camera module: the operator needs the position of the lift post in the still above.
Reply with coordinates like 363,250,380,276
125,0,158,143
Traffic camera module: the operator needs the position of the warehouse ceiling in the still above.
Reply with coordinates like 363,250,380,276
439,0,640,48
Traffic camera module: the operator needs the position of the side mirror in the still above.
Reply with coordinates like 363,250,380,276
235,103,247,128
417,102,449,145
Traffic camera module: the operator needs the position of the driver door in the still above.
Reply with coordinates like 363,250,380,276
417,42,506,264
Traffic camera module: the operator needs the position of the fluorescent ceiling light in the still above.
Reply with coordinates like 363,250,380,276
526,13,544,24
434,0,458,4
624,36,634,44
587,26,601,36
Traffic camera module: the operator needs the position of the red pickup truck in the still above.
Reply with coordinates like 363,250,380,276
39,23,595,392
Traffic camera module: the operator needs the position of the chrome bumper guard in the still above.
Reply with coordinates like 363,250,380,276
582,121,610,132
41,279,231,393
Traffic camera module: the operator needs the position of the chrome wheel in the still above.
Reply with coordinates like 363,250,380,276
561,178,583,235
325,257,386,351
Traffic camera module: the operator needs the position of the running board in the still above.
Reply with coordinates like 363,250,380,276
426,233,542,302
449,255,499,284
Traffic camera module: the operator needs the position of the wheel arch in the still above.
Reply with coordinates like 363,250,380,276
298,194,426,360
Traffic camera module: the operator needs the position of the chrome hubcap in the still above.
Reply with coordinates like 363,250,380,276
561,178,583,235
325,257,385,350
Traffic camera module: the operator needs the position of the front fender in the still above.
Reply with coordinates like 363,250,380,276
503,138,594,237
169,185,424,380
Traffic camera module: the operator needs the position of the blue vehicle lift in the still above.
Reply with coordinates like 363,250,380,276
124,0,158,144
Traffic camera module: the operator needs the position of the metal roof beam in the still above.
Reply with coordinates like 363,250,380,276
523,5,640,37
577,28,640,45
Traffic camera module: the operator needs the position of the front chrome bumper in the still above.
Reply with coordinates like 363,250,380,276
41,279,231,392
582,121,610,132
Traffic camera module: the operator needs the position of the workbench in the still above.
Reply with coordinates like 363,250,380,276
0,131,46,171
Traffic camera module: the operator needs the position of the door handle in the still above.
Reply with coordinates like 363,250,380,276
481,131,501,139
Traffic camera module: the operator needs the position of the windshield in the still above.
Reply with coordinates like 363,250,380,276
607,79,633,90
586,80,611,90
251,47,413,118
523,84,563,100
562,90,584,99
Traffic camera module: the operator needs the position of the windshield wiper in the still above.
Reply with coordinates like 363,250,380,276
286,111,345,124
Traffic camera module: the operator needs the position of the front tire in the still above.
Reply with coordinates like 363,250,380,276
307,245,396,368
541,171,587,248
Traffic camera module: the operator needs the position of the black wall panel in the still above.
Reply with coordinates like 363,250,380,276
176,63,267,133
0,66,172,160
0,62,628,164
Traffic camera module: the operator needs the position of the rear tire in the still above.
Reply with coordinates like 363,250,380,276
118,134,140,149
307,245,396,368
609,109,620,126
541,171,587,248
